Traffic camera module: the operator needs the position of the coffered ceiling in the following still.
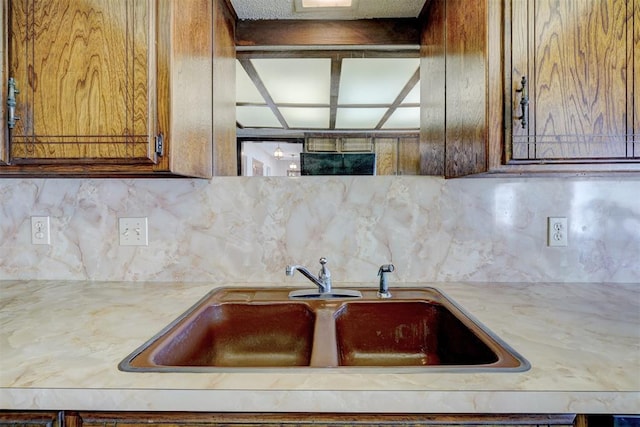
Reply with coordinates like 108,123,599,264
236,51,420,135
232,0,425,137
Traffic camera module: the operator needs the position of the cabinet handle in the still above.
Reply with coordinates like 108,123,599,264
515,75,528,129
7,78,20,129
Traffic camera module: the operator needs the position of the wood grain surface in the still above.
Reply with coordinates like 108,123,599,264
510,0,634,160
9,0,154,163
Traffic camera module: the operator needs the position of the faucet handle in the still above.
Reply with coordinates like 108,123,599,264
318,257,330,278
317,257,332,292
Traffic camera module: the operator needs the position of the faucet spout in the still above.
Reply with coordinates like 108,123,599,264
286,257,332,293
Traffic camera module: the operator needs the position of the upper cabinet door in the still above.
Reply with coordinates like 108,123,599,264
507,0,638,163
7,0,157,165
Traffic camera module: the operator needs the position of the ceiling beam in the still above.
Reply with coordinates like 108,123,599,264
237,59,289,129
236,19,421,47
329,57,342,129
237,49,419,59
375,68,421,129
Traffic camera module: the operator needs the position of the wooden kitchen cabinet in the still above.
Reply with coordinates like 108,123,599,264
4,411,629,427
420,0,492,178
505,0,639,165
421,0,639,177
0,0,235,177
60,412,578,427
0,411,59,427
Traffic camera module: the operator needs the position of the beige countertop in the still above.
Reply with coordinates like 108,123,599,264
0,280,638,414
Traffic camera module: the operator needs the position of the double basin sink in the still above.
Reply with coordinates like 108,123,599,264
119,287,529,372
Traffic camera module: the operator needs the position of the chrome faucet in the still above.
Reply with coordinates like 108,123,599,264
377,263,395,298
286,257,332,293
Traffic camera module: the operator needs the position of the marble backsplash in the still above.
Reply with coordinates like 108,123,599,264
0,175,638,283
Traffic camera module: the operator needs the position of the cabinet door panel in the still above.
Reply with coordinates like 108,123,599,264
8,0,155,164
0,412,59,427
510,0,636,161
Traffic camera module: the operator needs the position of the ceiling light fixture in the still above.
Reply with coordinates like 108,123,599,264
274,145,284,159
301,0,352,7
288,154,298,170
294,0,356,12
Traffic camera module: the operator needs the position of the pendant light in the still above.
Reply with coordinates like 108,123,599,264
288,154,298,170
274,145,284,159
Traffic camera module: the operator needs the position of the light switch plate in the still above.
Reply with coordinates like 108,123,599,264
119,217,148,246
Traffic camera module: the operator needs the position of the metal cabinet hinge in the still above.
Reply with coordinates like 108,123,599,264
7,78,20,129
155,133,164,157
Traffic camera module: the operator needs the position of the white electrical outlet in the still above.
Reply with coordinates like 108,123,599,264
119,217,148,246
547,217,568,247
31,216,51,245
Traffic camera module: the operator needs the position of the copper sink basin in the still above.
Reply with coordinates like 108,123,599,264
335,302,500,367
151,303,315,367
119,287,529,372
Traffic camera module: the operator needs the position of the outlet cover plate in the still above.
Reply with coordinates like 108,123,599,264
547,217,568,247
31,216,51,245
119,217,148,246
